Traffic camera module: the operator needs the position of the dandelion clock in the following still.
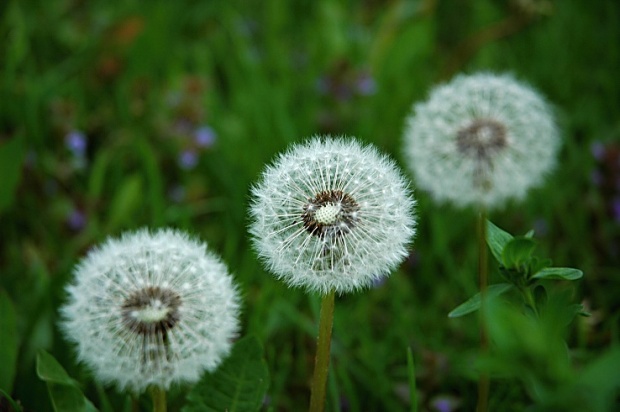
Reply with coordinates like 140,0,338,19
403,72,560,209
403,72,560,412
249,136,416,295
60,228,240,409
249,136,416,411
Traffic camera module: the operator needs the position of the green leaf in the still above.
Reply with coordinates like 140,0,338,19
36,350,98,412
448,283,514,318
105,174,143,232
486,220,513,264
183,335,269,412
406,347,418,412
501,237,537,269
0,290,18,393
0,137,24,214
531,267,583,281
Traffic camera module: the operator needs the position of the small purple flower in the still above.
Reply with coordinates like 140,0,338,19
356,73,377,96
591,141,606,161
178,150,199,170
66,209,87,231
613,197,620,223
195,126,216,148
65,131,87,156
430,395,460,412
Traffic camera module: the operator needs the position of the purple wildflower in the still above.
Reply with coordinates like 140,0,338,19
65,131,87,156
66,209,87,231
613,197,620,223
591,141,605,161
195,126,216,148
356,73,377,95
178,150,199,170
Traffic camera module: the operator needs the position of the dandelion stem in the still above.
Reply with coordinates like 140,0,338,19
151,386,167,412
309,290,336,412
477,210,489,412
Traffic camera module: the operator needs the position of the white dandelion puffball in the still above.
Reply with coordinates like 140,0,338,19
403,72,560,209
249,136,416,295
60,228,240,393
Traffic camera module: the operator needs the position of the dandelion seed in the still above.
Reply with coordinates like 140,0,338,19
403,73,560,209
60,228,240,393
249,136,416,294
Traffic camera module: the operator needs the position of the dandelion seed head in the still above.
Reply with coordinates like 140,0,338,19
249,136,416,295
60,228,240,393
403,72,560,209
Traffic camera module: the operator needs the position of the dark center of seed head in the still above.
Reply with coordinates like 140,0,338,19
121,286,182,337
456,118,507,160
302,189,359,238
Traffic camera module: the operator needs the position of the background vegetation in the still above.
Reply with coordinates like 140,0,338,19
1,0,619,410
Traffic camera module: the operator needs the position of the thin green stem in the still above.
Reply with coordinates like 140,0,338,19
477,211,489,412
522,286,539,317
151,386,167,412
309,290,336,412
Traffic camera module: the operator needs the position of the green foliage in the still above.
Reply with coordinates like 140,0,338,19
1,0,619,410
0,290,18,394
0,137,24,214
36,351,98,412
448,283,514,318
183,335,269,412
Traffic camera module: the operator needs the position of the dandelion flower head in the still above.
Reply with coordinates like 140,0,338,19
249,136,416,295
60,228,240,393
403,72,560,209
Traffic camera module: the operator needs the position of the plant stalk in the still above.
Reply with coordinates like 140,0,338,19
477,211,489,412
309,290,336,412
151,386,167,412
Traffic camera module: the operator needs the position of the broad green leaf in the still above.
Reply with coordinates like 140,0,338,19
36,350,98,412
486,220,513,264
448,283,514,318
105,174,143,232
183,335,269,412
0,137,24,213
0,290,18,393
501,237,537,269
531,267,583,281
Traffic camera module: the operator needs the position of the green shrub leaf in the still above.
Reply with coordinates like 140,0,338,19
531,267,583,281
183,335,269,412
501,237,537,269
448,283,514,318
486,220,513,264
36,350,98,412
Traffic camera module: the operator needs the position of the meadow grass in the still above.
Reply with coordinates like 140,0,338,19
1,1,619,410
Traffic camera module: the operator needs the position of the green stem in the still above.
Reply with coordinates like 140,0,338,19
477,211,489,412
151,386,167,412
309,290,336,412
522,286,539,317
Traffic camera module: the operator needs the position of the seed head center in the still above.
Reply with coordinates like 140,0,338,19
132,300,171,323
301,190,359,238
456,118,507,160
314,203,341,225
121,286,182,336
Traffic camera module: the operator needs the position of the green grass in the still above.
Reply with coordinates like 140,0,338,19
1,0,619,410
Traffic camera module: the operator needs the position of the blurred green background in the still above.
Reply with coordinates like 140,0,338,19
1,0,619,410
